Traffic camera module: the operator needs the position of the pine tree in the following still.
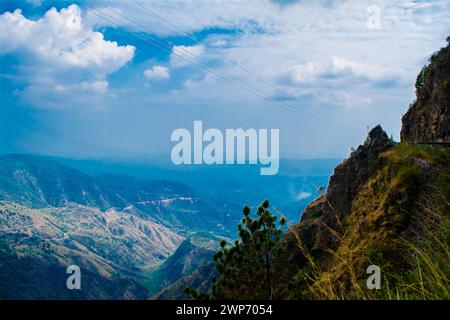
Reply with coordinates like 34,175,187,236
187,200,292,300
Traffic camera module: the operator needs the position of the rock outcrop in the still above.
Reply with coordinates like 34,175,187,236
291,40,450,261
282,40,450,299
287,125,395,259
326,125,394,219
185,40,450,300
401,40,450,143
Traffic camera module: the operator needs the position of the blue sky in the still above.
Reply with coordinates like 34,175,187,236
0,0,449,160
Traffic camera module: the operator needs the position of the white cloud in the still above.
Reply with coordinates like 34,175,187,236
94,0,448,113
3,0,450,156
96,1,450,39
272,55,404,108
144,65,170,80
0,6,135,73
170,45,205,68
52,80,108,95
280,56,396,86
80,80,109,94
182,73,216,89
0,5,135,107
94,0,279,36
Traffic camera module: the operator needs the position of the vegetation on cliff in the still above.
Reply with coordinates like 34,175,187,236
290,143,449,300
190,40,450,300
190,142,449,300
401,37,449,143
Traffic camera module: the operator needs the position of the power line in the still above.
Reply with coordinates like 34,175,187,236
79,0,276,100
84,0,277,97
80,0,351,129
130,0,357,129
132,0,281,92
77,0,359,130
78,0,285,106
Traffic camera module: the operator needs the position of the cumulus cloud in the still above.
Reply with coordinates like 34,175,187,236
0,5,135,73
0,5,135,107
272,56,402,108
280,56,397,86
2,0,450,157
144,65,170,80
92,0,447,113
170,45,205,68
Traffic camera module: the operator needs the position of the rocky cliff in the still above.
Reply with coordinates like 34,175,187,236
401,39,450,143
285,129,449,298
288,125,395,259
185,40,449,300
284,40,450,299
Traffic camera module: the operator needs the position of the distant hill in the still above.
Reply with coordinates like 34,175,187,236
0,151,338,299
0,154,239,299
0,154,243,235
146,233,221,299
7,154,337,222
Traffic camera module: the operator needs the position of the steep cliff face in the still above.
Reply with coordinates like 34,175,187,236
286,130,449,298
292,40,450,264
284,41,450,299
288,125,395,259
185,41,449,300
401,40,450,143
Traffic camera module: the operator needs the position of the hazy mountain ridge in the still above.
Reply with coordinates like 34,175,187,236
0,151,337,299
0,155,233,299
0,154,243,235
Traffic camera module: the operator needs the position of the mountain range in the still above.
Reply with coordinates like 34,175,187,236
0,153,335,299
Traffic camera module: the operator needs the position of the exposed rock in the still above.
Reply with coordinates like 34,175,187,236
282,41,450,297
327,125,394,219
401,40,450,143
292,38,450,259
286,125,395,259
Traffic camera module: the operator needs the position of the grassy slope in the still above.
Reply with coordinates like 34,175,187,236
292,143,449,299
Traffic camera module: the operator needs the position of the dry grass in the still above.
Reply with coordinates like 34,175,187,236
288,144,450,300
